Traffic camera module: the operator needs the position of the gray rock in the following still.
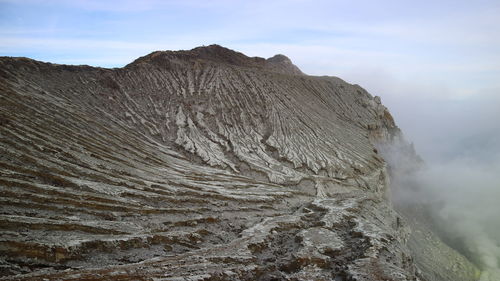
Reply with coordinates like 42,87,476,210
0,45,477,280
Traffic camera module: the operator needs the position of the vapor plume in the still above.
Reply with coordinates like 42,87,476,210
380,90,500,280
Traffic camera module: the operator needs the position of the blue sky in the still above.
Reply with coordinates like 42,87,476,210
1,0,500,160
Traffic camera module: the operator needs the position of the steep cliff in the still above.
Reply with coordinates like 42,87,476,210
0,45,477,280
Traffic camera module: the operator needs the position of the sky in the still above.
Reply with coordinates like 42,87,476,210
1,0,500,162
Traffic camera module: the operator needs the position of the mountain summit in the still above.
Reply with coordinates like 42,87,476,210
0,46,477,280
129,44,303,75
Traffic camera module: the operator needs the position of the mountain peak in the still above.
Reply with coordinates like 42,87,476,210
266,54,303,75
129,44,303,75
267,54,292,63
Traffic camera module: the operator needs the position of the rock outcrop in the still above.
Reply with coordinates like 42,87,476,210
0,45,477,280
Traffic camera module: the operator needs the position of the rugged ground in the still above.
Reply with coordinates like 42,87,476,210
0,45,479,280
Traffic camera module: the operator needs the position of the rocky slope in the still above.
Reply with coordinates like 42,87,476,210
0,45,478,280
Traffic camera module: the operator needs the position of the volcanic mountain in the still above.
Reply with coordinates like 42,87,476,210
0,45,478,280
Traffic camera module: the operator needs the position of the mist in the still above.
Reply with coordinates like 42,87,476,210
372,82,500,280
393,155,500,278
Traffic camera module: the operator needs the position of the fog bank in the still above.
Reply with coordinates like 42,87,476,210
375,84,500,280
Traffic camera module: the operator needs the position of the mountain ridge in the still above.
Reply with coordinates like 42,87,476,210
0,45,478,280
127,44,304,75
